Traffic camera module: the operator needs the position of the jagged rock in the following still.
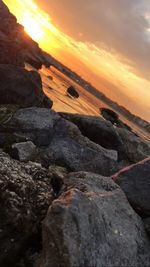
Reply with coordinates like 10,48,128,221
10,141,37,162
0,64,53,108
59,112,127,161
67,86,79,98
42,117,118,176
0,107,118,175
112,157,150,217
0,150,53,267
39,172,150,267
116,128,150,163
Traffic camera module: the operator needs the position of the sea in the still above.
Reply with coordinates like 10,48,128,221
26,64,150,143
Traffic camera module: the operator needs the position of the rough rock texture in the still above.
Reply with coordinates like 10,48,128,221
0,65,52,108
41,116,118,176
116,128,150,163
39,172,150,267
0,150,53,267
10,141,37,162
59,112,127,161
0,107,118,176
67,86,79,98
144,218,150,237
112,157,150,217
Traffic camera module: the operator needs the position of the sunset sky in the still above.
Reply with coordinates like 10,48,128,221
3,0,150,122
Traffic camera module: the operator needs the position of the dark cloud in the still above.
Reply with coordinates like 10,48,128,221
37,0,150,79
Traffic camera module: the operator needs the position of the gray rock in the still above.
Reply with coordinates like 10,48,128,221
59,112,127,161
42,117,118,176
0,150,53,266
0,107,60,147
143,218,150,237
11,141,37,162
39,172,150,267
0,64,53,108
1,107,118,176
116,128,150,163
112,157,150,217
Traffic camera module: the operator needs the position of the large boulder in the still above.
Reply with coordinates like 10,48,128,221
59,112,127,161
39,172,150,267
42,117,118,176
0,107,118,176
0,150,53,267
116,128,150,163
0,64,53,108
112,157,150,217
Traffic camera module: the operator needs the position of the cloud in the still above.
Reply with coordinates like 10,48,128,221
37,0,150,80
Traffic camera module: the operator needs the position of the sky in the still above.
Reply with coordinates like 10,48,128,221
3,0,150,122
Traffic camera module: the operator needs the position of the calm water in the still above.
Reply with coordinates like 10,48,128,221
26,64,150,143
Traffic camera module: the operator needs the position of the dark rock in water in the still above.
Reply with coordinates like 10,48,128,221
38,172,150,267
116,128,150,163
100,107,119,124
0,64,53,108
59,112,128,162
47,75,53,80
0,150,53,267
10,141,37,162
112,157,150,217
143,218,150,237
67,86,79,98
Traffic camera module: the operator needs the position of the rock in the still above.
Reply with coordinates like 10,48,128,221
116,128,150,163
59,112,127,161
67,86,79,98
0,64,53,108
43,96,53,109
42,117,118,176
0,107,118,175
10,141,37,162
0,150,53,267
47,75,53,80
39,172,150,267
100,108,119,124
143,218,150,237
112,157,150,217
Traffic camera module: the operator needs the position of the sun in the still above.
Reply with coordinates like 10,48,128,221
20,13,44,42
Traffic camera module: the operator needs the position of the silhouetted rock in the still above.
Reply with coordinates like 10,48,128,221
112,157,150,217
100,107,119,124
39,172,150,267
0,150,53,267
67,86,79,98
116,128,150,163
59,112,128,162
0,64,53,108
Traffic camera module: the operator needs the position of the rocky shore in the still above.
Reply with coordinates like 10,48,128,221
0,1,150,266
